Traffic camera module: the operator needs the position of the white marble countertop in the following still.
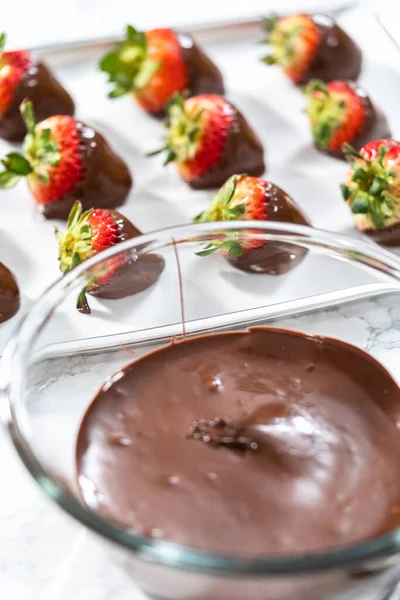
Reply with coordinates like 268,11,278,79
2,1,400,599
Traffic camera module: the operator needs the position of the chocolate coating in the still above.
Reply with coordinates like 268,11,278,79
0,59,75,142
41,122,132,220
363,222,400,247
92,254,165,300
76,327,400,556
298,14,362,86
319,82,391,160
189,106,265,190
83,216,165,301
227,183,310,274
0,262,20,324
178,33,224,97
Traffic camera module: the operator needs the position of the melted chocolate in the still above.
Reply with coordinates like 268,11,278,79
178,33,224,97
298,14,362,86
41,123,132,220
76,327,400,556
319,82,391,160
0,59,75,142
0,262,20,323
188,105,265,190
91,253,165,300
227,183,310,274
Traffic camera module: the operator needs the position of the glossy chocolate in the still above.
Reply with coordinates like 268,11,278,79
85,216,165,302
228,183,310,274
76,327,400,556
92,253,165,300
0,59,75,142
0,262,20,324
319,82,391,160
178,33,224,97
41,123,132,220
298,14,362,86
189,106,265,190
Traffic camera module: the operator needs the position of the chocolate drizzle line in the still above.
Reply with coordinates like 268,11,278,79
187,417,259,453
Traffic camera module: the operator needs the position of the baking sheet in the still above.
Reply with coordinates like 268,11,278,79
1,9,400,353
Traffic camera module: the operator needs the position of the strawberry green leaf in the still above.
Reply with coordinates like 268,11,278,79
220,240,244,257
0,171,21,189
70,251,82,270
225,204,245,219
99,24,159,98
195,246,218,257
0,33,6,58
134,59,160,89
67,201,83,229
262,15,278,33
76,286,91,314
54,227,64,244
108,85,129,99
340,184,350,200
350,196,369,214
220,174,241,206
342,143,363,161
20,99,36,135
261,54,277,65
1,152,32,175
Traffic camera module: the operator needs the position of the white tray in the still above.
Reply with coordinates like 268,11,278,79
1,8,400,356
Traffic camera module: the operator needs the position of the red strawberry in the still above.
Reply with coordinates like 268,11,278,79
342,140,400,245
150,94,265,189
262,14,362,85
304,80,390,158
194,174,310,274
56,201,140,313
0,33,74,141
0,100,132,219
100,25,224,115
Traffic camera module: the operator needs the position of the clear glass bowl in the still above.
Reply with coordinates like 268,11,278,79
3,221,400,600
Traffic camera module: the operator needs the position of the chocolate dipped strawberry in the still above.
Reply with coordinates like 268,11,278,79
56,201,165,313
0,33,74,142
150,94,265,189
305,80,390,159
0,101,132,219
100,25,224,115
194,174,310,274
342,140,400,245
0,262,20,323
262,14,362,85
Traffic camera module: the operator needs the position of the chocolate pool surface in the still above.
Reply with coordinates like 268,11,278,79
76,327,400,556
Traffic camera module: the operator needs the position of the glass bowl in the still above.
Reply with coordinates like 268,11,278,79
3,221,400,600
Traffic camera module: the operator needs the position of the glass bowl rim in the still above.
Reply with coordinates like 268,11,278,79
3,220,400,576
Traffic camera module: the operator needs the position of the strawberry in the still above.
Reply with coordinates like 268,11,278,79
0,33,74,141
194,174,310,274
262,14,362,86
0,100,132,219
56,201,140,313
304,80,389,158
150,94,265,189
100,25,224,115
342,140,400,244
